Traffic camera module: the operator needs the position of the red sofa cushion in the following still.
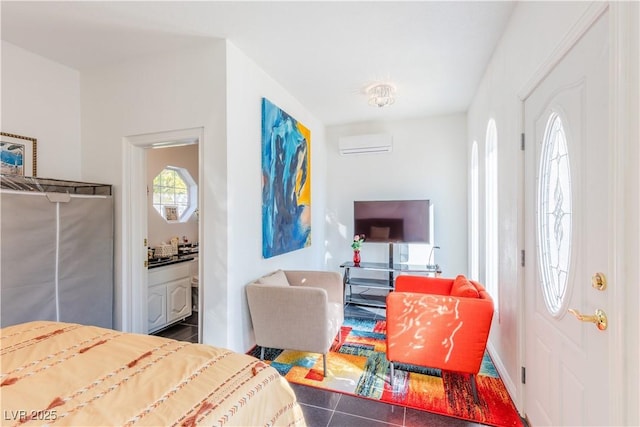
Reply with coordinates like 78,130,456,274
451,274,480,298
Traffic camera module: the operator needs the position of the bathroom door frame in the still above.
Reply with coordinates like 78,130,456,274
122,127,203,341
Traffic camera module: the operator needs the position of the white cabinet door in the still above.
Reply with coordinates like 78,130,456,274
148,284,167,333
167,277,191,323
148,262,192,333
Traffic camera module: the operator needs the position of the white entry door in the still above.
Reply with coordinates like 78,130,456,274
523,11,611,426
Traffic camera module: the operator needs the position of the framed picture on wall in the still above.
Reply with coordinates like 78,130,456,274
0,132,37,177
164,205,178,221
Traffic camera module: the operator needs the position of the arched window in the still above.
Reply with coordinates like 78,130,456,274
485,120,499,307
152,166,197,222
470,141,479,280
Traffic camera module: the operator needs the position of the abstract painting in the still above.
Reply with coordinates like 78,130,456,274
261,98,311,258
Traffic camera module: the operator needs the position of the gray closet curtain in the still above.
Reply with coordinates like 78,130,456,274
1,189,113,328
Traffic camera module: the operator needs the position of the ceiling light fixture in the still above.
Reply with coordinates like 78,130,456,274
367,83,396,108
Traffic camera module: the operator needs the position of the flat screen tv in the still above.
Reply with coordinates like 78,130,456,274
353,199,431,243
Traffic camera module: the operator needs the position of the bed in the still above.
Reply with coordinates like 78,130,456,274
0,321,306,426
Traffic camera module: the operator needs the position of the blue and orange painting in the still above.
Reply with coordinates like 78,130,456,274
261,98,311,258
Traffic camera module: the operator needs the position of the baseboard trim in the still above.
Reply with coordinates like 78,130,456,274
486,341,522,416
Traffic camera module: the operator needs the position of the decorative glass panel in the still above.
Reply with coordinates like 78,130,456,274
537,113,572,315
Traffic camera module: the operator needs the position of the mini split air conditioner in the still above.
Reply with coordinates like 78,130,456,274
338,133,393,155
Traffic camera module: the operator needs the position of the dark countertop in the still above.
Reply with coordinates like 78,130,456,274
148,254,198,269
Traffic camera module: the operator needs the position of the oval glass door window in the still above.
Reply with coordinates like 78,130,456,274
537,113,572,315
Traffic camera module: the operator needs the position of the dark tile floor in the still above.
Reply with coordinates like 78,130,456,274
154,305,494,427
153,312,198,343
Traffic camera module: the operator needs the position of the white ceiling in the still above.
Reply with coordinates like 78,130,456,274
1,1,516,126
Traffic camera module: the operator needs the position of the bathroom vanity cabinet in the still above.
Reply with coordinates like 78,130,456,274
148,260,193,333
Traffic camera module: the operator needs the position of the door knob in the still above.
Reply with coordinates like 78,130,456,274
592,272,607,291
568,308,608,330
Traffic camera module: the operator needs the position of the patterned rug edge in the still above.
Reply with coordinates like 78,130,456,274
247,317,523,427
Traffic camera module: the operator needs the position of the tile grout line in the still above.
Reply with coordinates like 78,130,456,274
326,391,339,427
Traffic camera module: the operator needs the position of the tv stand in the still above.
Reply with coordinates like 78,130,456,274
340,259,438,308
386,242,394,282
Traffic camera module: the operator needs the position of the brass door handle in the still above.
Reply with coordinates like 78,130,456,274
568,308,608,330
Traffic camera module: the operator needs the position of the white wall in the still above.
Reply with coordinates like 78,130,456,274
80,42,229,346
466,1,640,419
146,144,199,248
325,114,468,277
80,40,326,353
225,42,326,351
1,41,81,180
468,0,591,412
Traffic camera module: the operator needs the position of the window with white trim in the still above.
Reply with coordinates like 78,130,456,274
152,166,197,222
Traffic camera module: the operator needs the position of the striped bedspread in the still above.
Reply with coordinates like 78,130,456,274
0,321,306,426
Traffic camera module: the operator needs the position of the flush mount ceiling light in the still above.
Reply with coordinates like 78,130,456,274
366,83,396,108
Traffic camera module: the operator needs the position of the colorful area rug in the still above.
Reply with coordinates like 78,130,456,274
250,317,522,427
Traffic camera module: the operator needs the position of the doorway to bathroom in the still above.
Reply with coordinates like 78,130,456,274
122,127,203,342
146,142,199,343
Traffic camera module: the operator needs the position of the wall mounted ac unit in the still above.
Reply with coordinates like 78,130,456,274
338,133,393,155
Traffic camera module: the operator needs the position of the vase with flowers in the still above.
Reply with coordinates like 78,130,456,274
351,234,366,265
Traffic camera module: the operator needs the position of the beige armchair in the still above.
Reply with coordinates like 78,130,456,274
246,270,344,377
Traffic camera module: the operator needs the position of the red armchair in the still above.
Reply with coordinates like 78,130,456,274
386,275,494,402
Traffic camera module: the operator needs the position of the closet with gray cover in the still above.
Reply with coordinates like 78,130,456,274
1,176,113,328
